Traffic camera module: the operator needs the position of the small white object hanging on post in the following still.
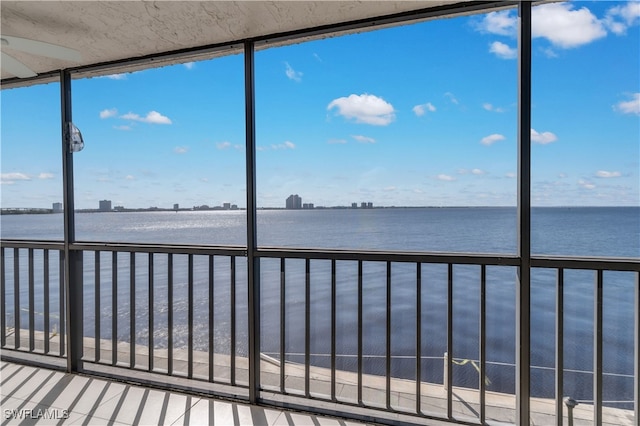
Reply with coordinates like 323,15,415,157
68,122,84,153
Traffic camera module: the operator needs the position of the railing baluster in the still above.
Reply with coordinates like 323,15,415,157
0,247,5,348
357,259,363,405
187,254,194,379
331,259,337,402
416,262,422,414
130,252,136,369
594,269,603,424
28,248,35,351
208,255,214,382
230,255,236,385
43,249,50,354
95,251,100,362
305,258,311,397
149,253,154,371
14,248,20,349
280,258,286,393
386,261,391,410
447,263,453,419
480,264,486,424
59,251,65,356
112,251,118,366
168,253,173,375
556,268,564,426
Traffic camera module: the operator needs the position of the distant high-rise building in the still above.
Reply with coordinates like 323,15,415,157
286,194,302,209
361,202,367,209
352,202,358,209
223,202,231,210
367,202,373,209
173,204,179,210
52,202,63,213
303,203,314,209
99,200,112,212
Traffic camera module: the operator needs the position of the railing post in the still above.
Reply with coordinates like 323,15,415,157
516,2,532,425
245,40,261,403
61,69,83,373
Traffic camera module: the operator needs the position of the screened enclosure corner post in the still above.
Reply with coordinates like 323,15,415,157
516,2,532,425
60,69,84,373
244,40,261,403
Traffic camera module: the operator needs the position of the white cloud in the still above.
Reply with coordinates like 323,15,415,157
328,94,395,126
174,146,188,154
614,93,640,115
183,62,195,70
595,170,622,178
268,141,296,150
531,129,558,144
384,186,397,192
327,138,347,144
121,111,172,124
216,141,232,150
125,175,135,180
105,73,127,80
437,174,456,182
1,172,31,184
478,10,517,36
605,2,640,35
558,173,568,178
505,172,517,179
533,3,607,49
478,3,612,49
352,135,375,144
578,179,596,190
489,41,517,59
471,168,486,175
444,92,459,105
38,173,54,179
100,108,118,119
481,133,505,146
313,53,323,62
483,103,506,113
113,125,132,131
285,62,303,82
413,102,436,116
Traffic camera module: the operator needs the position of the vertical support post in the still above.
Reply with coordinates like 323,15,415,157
130,252,136,369
593,270,603,424
416,262,422,414
0,247,5,348
516,2,532,424
556,268,564,426
479,265,487,424
95,251,100,362
446,263,453,419
61,69,83,373
245,39,261,404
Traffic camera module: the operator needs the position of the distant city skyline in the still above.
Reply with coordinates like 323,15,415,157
1,2,639,209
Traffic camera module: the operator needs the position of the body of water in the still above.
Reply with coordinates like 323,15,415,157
1,207,638,406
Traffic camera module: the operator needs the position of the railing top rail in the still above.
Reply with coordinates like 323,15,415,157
255,246,520,266
2,239,638,271
0,240,65,250
71,241,247,256
531,255,640,272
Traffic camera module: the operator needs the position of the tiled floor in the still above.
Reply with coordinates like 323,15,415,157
0,361,371,425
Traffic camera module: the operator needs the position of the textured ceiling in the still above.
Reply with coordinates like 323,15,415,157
1,1,486,85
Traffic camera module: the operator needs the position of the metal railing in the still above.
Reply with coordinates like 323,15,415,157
1,239,638,425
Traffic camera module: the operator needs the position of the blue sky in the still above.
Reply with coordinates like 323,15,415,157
2,1,639,209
